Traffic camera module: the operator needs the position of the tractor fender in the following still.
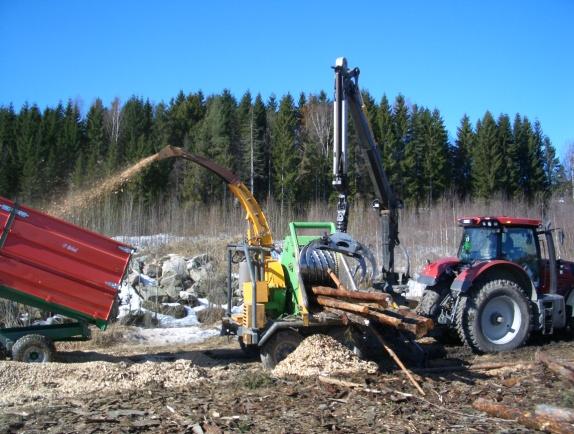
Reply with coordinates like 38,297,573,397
450,260,534,299
417,257,460,286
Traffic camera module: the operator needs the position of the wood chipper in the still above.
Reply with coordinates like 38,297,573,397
0,198,133,362
155,57,432,369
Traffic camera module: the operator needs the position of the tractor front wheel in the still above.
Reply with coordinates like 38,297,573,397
456,279,532,353
260,329,302,370
416,284,449,320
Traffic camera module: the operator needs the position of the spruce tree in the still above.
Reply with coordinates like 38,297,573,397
271,94,300,212
389,95,409,198
0,105,18,197
496,114,514,197
452,114,474,199
472,111,501,198
84,99,108,182
15,104,44,202
402,105,425,205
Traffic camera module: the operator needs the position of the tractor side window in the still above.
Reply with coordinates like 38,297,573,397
459,227,499,261
502,228,540,285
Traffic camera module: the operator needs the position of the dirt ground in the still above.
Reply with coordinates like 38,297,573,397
0,328,572,434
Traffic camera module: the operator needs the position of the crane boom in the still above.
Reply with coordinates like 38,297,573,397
332,57,404,284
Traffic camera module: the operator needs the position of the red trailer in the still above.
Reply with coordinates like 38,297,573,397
0,197,133,362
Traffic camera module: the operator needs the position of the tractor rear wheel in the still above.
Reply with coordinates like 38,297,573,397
12,334,54,363
456,279,532,353
260,329,302,370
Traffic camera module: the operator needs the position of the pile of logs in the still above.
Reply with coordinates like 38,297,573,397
311,270,433,339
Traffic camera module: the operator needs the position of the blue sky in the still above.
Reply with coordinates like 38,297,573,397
1,0,572,159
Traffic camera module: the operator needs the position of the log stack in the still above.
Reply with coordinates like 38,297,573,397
311,282,433,339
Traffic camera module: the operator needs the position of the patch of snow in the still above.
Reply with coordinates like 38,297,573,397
124,325,220,346
406,278,426,299
113,234,189,249
118,283,142,311
136,273,157,287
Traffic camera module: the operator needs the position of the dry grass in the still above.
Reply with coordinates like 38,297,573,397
56,323,128,352
47,192,574,275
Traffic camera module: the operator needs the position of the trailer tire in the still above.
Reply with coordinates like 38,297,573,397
260,329,302,370
456,279,532,353
12,334,54,363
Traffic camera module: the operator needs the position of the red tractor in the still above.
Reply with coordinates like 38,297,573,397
416,216,574,353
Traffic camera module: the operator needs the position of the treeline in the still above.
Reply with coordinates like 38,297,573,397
0,90,565,209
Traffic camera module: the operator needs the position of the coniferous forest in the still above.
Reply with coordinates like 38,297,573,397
0,90,566,211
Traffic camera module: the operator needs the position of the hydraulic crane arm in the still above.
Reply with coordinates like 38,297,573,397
156,145,273,247
332,57,403,283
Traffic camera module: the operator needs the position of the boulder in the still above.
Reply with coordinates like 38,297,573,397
159,274,184,299
187,254,213,270
188,266,211,284
161,255,188,279
139,285,174,303
179,290,200,307
143,263,162,278
141,301,187,319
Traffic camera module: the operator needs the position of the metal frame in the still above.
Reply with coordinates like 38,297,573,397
0,322,91,353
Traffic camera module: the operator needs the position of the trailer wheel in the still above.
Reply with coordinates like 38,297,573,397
260,330,302,370
12,334,54,363
456,279,532,353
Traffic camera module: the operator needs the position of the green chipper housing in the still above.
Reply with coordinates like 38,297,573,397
0,197,133,362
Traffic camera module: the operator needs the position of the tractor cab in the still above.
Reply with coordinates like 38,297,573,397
458,216,542,287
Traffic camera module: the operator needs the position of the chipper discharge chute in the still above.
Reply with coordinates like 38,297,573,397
0,197,133,362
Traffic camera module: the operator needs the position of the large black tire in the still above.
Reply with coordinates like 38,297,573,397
455,279,532,353
260,329,302,370
12,334,54,363
416,285,448,320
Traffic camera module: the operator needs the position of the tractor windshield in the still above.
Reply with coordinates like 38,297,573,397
458,227,499,262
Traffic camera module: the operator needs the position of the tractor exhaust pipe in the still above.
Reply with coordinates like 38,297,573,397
545,227,558,294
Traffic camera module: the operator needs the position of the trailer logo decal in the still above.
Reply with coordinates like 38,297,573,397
62,243,79,253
